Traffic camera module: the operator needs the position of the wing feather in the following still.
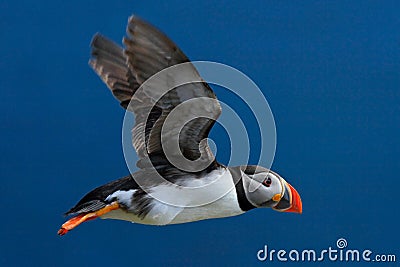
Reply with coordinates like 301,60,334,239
90,16,222,175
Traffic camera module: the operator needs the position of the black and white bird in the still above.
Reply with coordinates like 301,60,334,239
58,16,302,235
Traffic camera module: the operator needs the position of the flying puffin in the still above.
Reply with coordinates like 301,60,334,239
58,16,302,236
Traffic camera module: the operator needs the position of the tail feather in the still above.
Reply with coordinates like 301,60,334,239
65,175,138,216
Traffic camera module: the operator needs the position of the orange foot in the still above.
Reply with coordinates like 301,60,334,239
57,202,119,236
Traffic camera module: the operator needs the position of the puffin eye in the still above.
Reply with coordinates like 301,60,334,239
262,177,272,187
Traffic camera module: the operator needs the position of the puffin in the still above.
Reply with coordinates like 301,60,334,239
58,16,302,236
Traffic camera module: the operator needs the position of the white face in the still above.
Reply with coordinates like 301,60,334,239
242,171,284,208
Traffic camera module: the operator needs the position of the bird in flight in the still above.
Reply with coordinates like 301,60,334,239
58,16,302,236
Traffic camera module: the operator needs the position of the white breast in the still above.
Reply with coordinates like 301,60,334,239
101,168,244,225
169,184,244,224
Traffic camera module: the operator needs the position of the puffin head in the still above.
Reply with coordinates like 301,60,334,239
241,167,302,213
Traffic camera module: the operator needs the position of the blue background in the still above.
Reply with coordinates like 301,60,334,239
1,1,399,266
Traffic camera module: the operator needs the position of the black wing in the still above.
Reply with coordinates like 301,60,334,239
90,16,221,175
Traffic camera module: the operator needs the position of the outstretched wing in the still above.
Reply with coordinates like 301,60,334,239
89,16,221,174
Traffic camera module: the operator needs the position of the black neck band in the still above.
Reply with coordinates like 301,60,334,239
229,167,257,212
